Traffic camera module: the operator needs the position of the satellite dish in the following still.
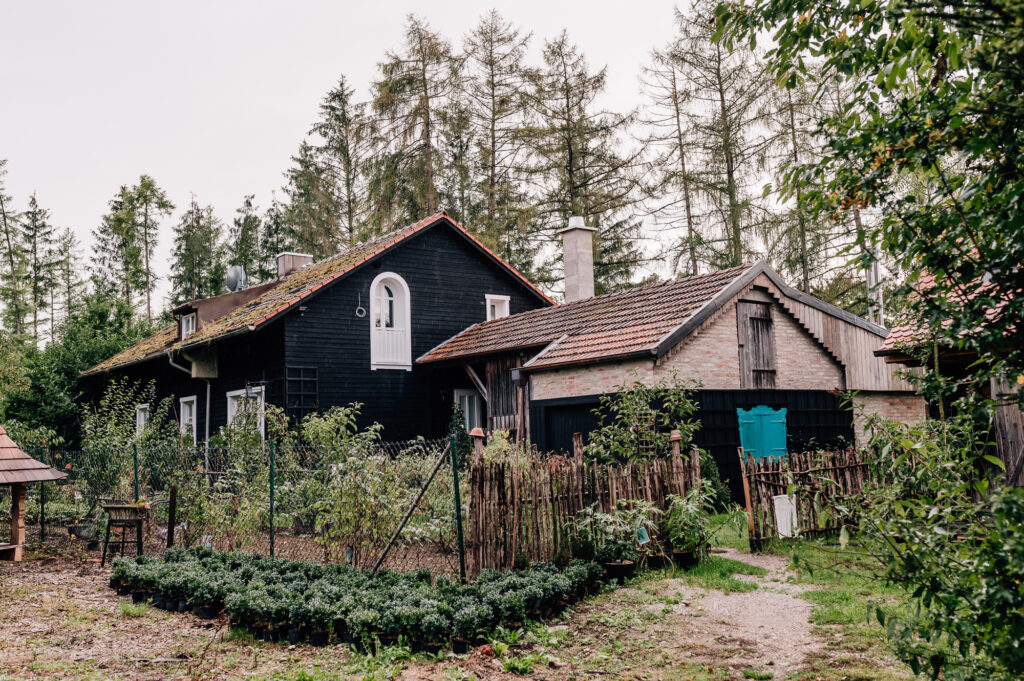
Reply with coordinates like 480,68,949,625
226,265,248,292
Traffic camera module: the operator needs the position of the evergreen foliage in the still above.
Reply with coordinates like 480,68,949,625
170,196,225,304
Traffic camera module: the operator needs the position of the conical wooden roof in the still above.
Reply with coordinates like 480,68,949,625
0,425,67,484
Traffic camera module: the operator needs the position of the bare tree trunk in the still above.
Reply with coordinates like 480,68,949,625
0,192,21,336
787,89,810,292
715,43,742,266
670,68,698,275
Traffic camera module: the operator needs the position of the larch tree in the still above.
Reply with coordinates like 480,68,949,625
525,31,643,293
229,195,261,278
671,1,775,268
170,196,225,304
640,44,703,276
371,15,462,223
129,175,173,321
21,193,57,344
309,75,372,245
0,159,28,336
463,10,539,277
53,227,84,329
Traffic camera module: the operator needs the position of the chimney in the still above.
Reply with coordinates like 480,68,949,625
277,252,313,279
558,216,596,302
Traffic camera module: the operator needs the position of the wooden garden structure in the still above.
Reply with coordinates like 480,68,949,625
0,425,66,561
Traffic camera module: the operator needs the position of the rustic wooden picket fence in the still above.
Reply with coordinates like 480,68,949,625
466,435,700,575
738,448,872,552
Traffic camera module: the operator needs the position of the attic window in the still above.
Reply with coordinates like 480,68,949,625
485,294,510,321
180,313,197,340
370,272,412,370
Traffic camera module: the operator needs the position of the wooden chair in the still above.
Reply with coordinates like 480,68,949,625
100,504,147,567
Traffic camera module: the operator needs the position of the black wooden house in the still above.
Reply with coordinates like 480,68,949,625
82,213,553,442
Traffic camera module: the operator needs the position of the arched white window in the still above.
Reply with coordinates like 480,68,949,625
369,272,412,370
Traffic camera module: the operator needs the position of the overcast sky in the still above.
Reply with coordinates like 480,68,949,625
1,1,681,309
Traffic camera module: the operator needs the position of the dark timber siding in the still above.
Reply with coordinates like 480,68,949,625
283,224,547,440
83,325,286,443
529,389,854,501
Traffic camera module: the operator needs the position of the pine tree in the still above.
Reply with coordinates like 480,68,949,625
670,2,775,268
21,193,57,344
640,45,703,276
371,15,462,222
92,185,144,312
436,99,481,226
258,195,292,282
525,31,643,293
282,141,342,258
170,196,225,304
128,175,173,321
229,195,261,278
463,10,539,276
0,159,28,336
310,75,371,245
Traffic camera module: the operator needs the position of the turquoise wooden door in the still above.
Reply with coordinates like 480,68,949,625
737,406,788,459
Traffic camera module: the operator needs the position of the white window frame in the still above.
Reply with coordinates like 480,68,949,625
179,395,198,443
226,386,265,438
369,271,412,370
454,388,484,432
135,403,150,438
180,312,197,340
485,294,511,321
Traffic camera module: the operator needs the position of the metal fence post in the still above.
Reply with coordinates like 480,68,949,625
269,440,276,557
450,434,467,583
39,449,47,541
133,444,140,503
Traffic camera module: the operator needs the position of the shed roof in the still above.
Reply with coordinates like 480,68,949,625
83,212,552,376
0,426,67,485
418,261,887,370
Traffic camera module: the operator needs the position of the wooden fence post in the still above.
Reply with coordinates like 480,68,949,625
470,427,486,465
9,482,26,561
166,485,178,549
738,448,756,549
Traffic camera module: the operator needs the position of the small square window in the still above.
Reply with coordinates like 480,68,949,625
181,313,197,340
226,386,265,438
485,294,510,321
454,389,483,432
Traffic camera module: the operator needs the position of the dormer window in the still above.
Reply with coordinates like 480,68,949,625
180,313,197,340
369,272,412,370
486,294,510,321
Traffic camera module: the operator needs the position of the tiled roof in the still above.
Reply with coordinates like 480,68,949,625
418,264,756,369
83,213,551,376
0,425,67,485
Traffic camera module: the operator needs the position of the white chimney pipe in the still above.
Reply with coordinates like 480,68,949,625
558,216,597,302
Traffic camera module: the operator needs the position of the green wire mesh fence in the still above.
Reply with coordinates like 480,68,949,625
22,438,463,575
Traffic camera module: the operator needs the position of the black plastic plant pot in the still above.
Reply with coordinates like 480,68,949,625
647,553,672,570
116,585,131,596
192,604,220,619
109,577,120,589
177,600,188,613
672,548,698,569
288,628,303,645
603,560,636,581
452,638,470,654
131,591,149,604
152,593,164,609
251,625,267,641
308,630,330,647
422,641,445,655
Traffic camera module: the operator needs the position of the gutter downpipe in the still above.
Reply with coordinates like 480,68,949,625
166,351,211,470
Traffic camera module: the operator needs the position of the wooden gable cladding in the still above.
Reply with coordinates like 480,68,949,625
483,350,534,437
747,273,914,391
736,299,777,389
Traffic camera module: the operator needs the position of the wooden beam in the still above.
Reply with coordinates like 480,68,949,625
465,365,489,403
9,483,25,561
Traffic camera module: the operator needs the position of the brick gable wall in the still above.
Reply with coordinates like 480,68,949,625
531,291,846,400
